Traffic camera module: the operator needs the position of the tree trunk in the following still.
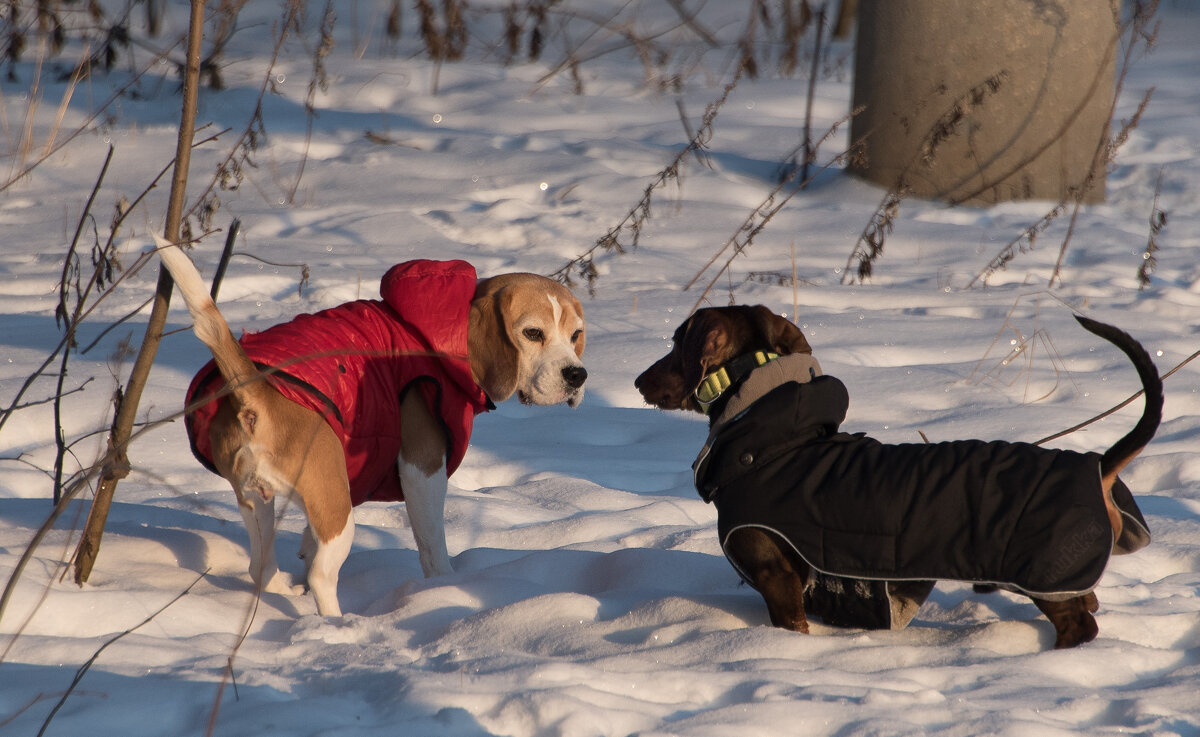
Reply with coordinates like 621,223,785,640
73,0,205,585
848,0,1119,205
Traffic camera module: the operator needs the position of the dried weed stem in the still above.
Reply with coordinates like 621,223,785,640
550,63,747,294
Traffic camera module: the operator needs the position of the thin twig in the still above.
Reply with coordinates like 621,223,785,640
204,573,264,737
37,570,209,737
664,0,719,47
53,147,116,502
842,71,1008,284
79,298,155,355
285,0,335,205
1036,344,1194,446
0,497,85,667
0,380,95,414
210,219,242,300
0,125,226,438
1047,4,1158,287
550,63,745,292
685,112,860,310
1137,167,1165,289
0,469,103,630
1,39,184,196
800,2,827,182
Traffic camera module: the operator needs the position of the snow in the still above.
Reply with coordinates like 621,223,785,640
3,1,1200,735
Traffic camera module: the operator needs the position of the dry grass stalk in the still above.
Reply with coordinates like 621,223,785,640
42,48,81,157
841,71,1008,285
284,0,336,205
386,0,402,40
973,0,1158,290
737,0,765,79
796,1,823,180
37,570,207,736
1138,167,1165,289
966,293,1079,404
1036,338,1196,447
185,1,307,224
687,109,861,310
779,0,814,77
52,147,118,499
550,63,747,294
844,184,904,284
503,2,522,62
967,203,1068,289
12,34,45,174
528,2,548,61
1045,2,1157,287
417,0,467,62
2,35,175,194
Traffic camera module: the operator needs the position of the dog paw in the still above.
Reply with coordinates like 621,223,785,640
1034,595,1100,649
767,609,809,634
263,571,306,597
1053,612,1099,649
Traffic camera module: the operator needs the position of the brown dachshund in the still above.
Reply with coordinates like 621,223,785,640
636,306,1161,648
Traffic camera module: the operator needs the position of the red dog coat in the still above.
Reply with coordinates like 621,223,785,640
184,259,491,505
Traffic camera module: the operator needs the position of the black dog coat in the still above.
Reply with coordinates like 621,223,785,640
693,357,1150,630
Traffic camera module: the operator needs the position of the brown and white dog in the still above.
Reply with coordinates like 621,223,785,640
636,306,1161,648
157,241,586,615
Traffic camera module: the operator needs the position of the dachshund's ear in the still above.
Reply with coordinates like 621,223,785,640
469,279,520,401
680,311,732,393
750,305,812,355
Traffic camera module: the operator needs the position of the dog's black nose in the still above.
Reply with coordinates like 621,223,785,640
562,365,588,389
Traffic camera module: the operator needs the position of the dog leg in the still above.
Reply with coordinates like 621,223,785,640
299,525,317,573
1102,486,1124,546
303,515,352,616
398,389,454,577
294,484,353,616
238,494,304,598
401,463,453,577
1032,592,1100,649
726,528,810,633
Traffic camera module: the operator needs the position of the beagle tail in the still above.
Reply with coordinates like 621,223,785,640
1073,314,1163,488
156,236,271,408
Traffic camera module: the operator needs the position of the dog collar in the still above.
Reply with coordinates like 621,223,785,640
695,351,779,413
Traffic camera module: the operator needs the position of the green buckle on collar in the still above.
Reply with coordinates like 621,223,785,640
695,351,779,410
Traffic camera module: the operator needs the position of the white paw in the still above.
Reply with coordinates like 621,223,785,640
262,570,306,597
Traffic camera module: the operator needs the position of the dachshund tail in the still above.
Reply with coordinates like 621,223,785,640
1073,314,1163,489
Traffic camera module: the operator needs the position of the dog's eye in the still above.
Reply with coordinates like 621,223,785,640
571,330,583,344
523,327,545,343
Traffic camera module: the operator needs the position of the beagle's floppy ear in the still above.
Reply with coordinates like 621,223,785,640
679,310,733,394
567,292,586,359
750,305,812,355
469,279,520,401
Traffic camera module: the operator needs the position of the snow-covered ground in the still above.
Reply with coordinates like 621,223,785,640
2,2,1199,735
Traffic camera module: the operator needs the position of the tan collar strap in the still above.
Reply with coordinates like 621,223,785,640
695,351,779,413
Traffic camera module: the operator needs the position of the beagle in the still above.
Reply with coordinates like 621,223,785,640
157,242,586,615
